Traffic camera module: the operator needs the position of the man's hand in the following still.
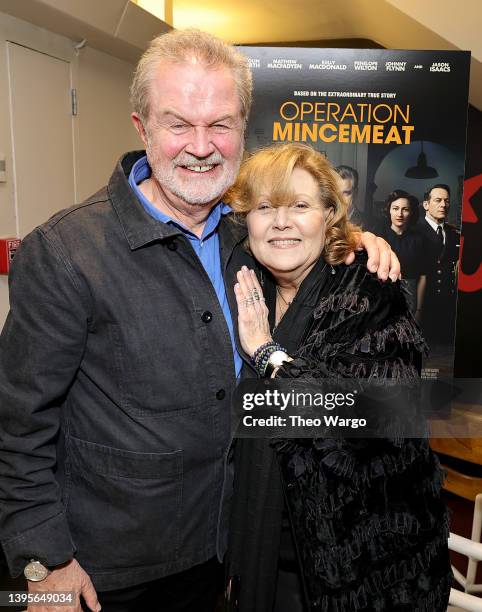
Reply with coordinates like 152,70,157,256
345,231,400,282
27,559,100,612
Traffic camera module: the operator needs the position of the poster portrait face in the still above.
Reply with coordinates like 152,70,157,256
423,187,450,223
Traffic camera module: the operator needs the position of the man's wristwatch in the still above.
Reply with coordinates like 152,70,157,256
265,350,292,377
24,559,50,582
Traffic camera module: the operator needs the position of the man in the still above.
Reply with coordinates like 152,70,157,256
335,164,368,228
418,184,460,345
0,29,398,612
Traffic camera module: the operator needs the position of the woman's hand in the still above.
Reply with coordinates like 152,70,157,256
345,231,401,282
234,267,272,358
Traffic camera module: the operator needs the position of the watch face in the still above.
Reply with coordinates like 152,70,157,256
24,560,49,582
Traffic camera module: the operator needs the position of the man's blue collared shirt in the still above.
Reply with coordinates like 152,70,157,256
129,155,242,377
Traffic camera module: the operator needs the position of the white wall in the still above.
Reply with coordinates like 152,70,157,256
76,46,142,201
0,11,142,324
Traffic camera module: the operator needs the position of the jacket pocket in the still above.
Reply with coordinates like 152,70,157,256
107,321,211,416
66,435,182,570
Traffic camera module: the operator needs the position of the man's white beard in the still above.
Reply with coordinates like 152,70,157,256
147,146,243,207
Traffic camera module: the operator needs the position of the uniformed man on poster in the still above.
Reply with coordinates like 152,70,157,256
418,184,460,346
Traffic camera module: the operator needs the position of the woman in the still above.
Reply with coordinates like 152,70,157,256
379,190,427,320
225,144,451,612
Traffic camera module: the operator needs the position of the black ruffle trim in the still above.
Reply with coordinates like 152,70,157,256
313,291,370,318
275,436,451,610
310,565,452,612
273,438,438,500
300,314,428,367
309,509,450,570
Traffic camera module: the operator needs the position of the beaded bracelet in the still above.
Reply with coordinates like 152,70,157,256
253,342,282,372
255,349,274,376
251,341,277,366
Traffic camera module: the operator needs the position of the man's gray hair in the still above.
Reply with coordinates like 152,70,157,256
130,29,253,125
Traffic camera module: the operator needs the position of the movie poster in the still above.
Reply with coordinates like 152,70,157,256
239,47,470,379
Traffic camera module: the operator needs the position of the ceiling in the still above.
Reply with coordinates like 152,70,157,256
173,0,353,44
168,0,480,53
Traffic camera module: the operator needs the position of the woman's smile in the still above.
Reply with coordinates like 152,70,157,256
267,238,302,248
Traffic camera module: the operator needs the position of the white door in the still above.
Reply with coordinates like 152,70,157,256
7,42,75,236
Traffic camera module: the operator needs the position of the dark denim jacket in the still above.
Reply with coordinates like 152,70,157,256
0,151,253,590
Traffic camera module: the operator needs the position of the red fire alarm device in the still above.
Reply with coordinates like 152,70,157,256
0,238,21,274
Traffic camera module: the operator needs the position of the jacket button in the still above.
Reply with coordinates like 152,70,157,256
167,240,177,251
216,389,226,400
201,311,213,323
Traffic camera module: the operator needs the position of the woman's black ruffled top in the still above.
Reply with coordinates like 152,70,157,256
228,255,452,612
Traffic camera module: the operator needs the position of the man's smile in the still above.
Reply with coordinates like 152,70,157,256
178,163,218,173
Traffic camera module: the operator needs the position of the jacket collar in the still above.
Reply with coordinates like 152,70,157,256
218,216,247,267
